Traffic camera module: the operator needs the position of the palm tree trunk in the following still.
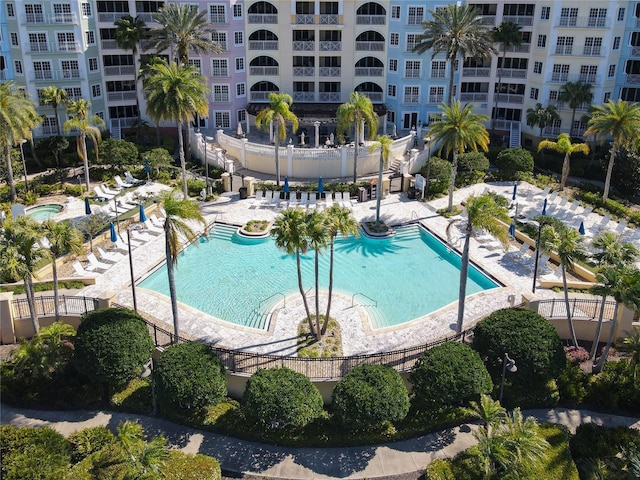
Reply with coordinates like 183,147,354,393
28,135,41,168
560,153,570,190
165,234,180,344
448,151,459,212
133,48,142,142
322,239,335,334
296,250,314,336
52,257,60,322
177,122,188,199
4,145,17,202
314,250,321,340
561,265,579,347
590,297,607,361
274,138,280,187
54,105,62,136
570,109,577,138
602,145,617,203
375,152,384,228
80,134,90,192
24,275,39,334
456,225,472,334
447,59,455,105
185,124,192,164
491,52,506,133
594,303,619,373
352,120,359,183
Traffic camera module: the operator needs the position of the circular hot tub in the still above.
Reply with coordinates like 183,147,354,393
25,204,64,222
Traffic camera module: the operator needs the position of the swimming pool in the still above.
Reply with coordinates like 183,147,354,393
26,204,63,221
139,224,500,330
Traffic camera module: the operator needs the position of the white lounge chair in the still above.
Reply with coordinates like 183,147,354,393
114,235,141,252
72,261,98,277
547,191,558,203
270,192,282,209
143,219,163,234
250,190,264,208
149,213,165,228
131,229,153,243
125,171,145,185
287,192,299,208
340,192,353,208
260,190,274,208
87,252,111,271
298,192,309,208
102,183,120,196
97,246,124,263
307,192,318,209
94,185,115,201
323,193,334,209
115,175,134,189
512,242,531,259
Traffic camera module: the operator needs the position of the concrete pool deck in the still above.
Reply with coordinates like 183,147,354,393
77,181,606,356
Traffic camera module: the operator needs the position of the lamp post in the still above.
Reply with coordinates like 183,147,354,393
529,220,543,293
202,136,211,195
19,139,29,193
126,226,138,312
113,198,120,233
140,358,157,415
499,353,517,405
424,136,432,198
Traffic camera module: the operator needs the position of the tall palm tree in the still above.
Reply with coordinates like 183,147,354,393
559,82,593,137
413,4,496,105
306,210,329,339
40,86,67,136
255,93,299,187
491,22,522,132
63,99,105,192
538,133,589,190
143,60,209,199
271,208,314,336
336,92,379,183
0,216,45,334
158,191,205,342
592,265,640,372
323,204,359,335
446,194,510,334
42,220,84,322
427,101,490,213
617,327,640,382
0,81,40,202
369,135,393,229
526,103,560,146
584,100,640,202
114,15,147,131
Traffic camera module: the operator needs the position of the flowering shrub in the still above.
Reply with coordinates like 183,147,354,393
565,346,590,365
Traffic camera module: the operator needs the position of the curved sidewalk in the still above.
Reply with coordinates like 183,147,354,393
2,404,639,479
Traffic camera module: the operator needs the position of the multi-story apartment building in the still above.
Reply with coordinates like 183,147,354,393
1,0,638,148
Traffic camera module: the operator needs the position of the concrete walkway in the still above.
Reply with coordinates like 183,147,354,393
2,404,638,479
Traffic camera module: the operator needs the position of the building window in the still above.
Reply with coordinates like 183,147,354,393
556,36,574,55
406,34,418,52
386,111,395,124
233,4,242,18
387,84,396,97
405,60,420,78
603,92,611,103
579,65,597,83
613,37,620,50
552,64,570,82
211,32,227,51
187,58,202,74
211,58,228,76
530,87,539,100
88,57,98,71
10,32,18,46
588,8,607,27
407,6,424,25
608,65,615,77
235,57,244,72
61,59,80,78
86,30,95,46
14,60,22,74
214,111,230,128
82,2,91,16
429,86,444,103
428,113,442,123
91,85,101,98
213,84,230,102
234,31,244,46
584,37,602,56
540,6,550,20
237,109,246,123
537,35,546,48
236,83,245,97
33,61,52,80
431,60,446,78
389,33,399,47
391,5,400,19
617,7,625,21
209,5,226,24
403,86,419,104
560,8,578,27
388,59,397,72
7,3,15,16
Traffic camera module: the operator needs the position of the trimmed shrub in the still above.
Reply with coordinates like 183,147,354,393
74,308,153,393
242,367,323,429
332,364,409,431
419,157,452,196
472,309,566,384
410,341,492,411
425,458,456,480
67,427,115,463
155,342,227,411
586,359,640,414
494,148,534,180
164,450,221,480
456,152,489,187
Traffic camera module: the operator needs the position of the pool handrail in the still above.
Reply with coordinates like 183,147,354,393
258,292,286,309
351,292,377,308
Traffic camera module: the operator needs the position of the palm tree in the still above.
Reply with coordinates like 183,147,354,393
255,93,299,187
538,133,589,190
323,204,359,335
143,60,209,199
414,4,496,106
559,82,593,137
465,393,506,434
526,103,560,145
427,101,490,213
584,100,640,203
114,15,147,132
158,191,205,342
491,22,522,132
617,327,640,382
306,210,329,339
116,420,168,478
40,86,67,136
63,99,105,192
42,220,84,322
0,82,40,202
446,194,510,334
369,135,393,229
336,92,379,183
271,208,314,336
592,265,640,372
0,216,46,334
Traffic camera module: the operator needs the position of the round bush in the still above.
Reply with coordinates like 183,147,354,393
155,342,227,411
420,157,452,195
332,364,409,430
67,427,115,463
472,309,565,384
494,148,534,179
164,450,221,480
74,308,153,392
410,341,492,410
242,367,323,429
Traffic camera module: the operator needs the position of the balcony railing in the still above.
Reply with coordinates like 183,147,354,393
500,68,527,79
499,43,531,53
581,45,603,56
479,15,496,25
460,92,488,102
98,12,129,23
548,99,565,108
136,12,158,23
319,41,341,51
210,67,229,77
362,92,383,102
104,65,135,76
355,67,383,76
428,94,444,104
626,74,640,85
51,13,77,23
32,69,82,81
319,14,339,25
293,67,314,76
554,45,574,55
210,14,227,24
557,17,610,28
24,13,45,23
101,39,119,49
28,42,81,53
404,69,421,78
213,94,230,102
503,15,533,26
250,91,277,101
56,42,81,52
549,73,569,83
295,14,315,24
631,46,640,57
293,92,315,101
495,93,524,104
250,66,278,76
248,14,277,24
356,15,385,25
431,70,447,78
249,41,278,50
403,95,420,104
355,41,384,51
319,66,340,77
293,41,315,51
107,91,136,101
24,12,78,23
319,92,340,101
492,119,517,130
462,67,490,77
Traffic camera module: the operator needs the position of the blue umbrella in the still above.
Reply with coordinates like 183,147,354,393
541,198,548,216
144,157,150,175
578,221,585,235
283,177,290,194
509,223,516,237
139,204,147,223
110,222,117,243
318,177,324,194
84,197,92,215
512,183,518,201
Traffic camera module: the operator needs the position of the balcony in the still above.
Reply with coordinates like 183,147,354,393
24,13,45,23
355,41,384,52
104,65,135,76
107,91,136,102
362,92,383,102
495,93,524,104
293,41,314,51
503,15,533,26
319,41,341,51
98,12,129,23
210,67,229,77
250,66,278,76
28,42,82,53
136,13,158,23
553,45,574,55
428,94,444,104
479,15,496,25
24,12,78,24
293,92,315,101
356,15,385,25
101,39,119,49
460,92,488,102
36,124,58,137
630,46,640,57
295,14,315,24
319,67,340,77
462,67,490,77
248,14,277,23
51,13,77,23
493,119,517,130
404,69,421,78
626,74,640,85
249,41,278,50
500,68,527,79
32,69,82,81
355,67,383,76
499,43,531,53
403,94,420,104
556,17,610,28
293,67,315,76
250,91,277,101
319,92,340,101
548,99,565,108
319,14,339,25
581,45,603,56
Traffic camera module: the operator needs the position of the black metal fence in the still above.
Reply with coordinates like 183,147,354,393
537,298,616,321
11,295,99,320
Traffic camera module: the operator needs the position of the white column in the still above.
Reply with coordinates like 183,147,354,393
287,144,294,178
269,121,274,142
341,146,348,177
241,138,248,168
359,119,365,144
314,121,320,148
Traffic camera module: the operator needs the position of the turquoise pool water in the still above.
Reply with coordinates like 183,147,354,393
139,224,500,329
26,204,63,221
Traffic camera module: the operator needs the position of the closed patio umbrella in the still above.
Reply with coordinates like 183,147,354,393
509,223,516,237
541,198,548,216
84,197,92,215
139,204,147,223
283,177,290,199
110,223,117,243
512,183,518,201
578,221,585,235
318,177,324,194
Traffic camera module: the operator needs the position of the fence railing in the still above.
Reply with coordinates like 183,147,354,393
537,298,616,321
12,295,99,320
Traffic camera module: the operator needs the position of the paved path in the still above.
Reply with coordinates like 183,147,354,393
2,405,638,479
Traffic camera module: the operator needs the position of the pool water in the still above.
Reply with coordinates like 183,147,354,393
26,204,63,221
139,224,500,330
